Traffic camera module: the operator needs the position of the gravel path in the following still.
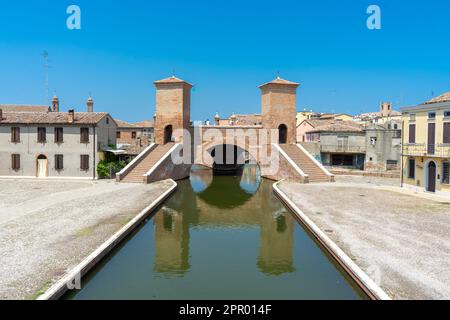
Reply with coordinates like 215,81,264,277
278,176,450,300
0,179,174,300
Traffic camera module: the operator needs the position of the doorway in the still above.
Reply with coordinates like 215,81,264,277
37,155,48,178
164,125,173,144
426,161,436,193
278,124,287,144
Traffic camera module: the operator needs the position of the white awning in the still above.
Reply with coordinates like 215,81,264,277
103,149,127,155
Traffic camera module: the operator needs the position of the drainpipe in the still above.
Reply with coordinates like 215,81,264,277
400,120,404,188
93,125,96,180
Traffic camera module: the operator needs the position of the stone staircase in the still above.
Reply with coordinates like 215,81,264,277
279,144,332,183
120,143,175,183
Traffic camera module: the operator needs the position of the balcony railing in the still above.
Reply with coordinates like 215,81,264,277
320,145,366,153
403,143,450,157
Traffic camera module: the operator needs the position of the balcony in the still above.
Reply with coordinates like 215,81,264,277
403,143,450,158
320,145,366,154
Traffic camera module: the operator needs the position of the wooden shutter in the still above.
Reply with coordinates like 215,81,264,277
80,155,89,170
408,124,416,143
428,123,436,154
11,154,20,170
81,128,89,143
55,128,64,143
444,123,450,144
11,127,20,143
38,127,46,143
55,155,63,170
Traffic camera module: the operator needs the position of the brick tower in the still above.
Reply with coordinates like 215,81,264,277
154,76,193,145
259,77,299,144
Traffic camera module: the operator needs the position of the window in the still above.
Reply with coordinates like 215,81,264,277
80,155,89,170
409,124,416,143
443,162,450,185
55,155,64,170
428,112,436,120
116,131,121,139
386,160,398,171
80,128,89,143
37,127,46,143
11,154,20,170
11,127,20,143
131,131,137,139
408,159,415,179
444,122,450,144
55,128,64,143
106,117,110,125
444,111,450,118
394,124,398,130
409,113,416,122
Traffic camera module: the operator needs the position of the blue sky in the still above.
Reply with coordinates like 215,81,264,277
0,0,449,122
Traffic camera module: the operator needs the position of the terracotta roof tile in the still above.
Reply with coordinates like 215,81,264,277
259,77,300,88
308,120,363,133
0,112,109,125
425,91,450,105
154,76,193,86
0,104,49,112
115,119,154,128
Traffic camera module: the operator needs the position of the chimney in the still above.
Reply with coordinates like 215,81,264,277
68,109,75,123
86,96,94,113
52,95,59,112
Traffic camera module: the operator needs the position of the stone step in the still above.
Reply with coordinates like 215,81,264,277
121,143,175,183
280,144,331,183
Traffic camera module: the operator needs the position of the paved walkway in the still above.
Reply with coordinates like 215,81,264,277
278,176,450,300
0,179,174,300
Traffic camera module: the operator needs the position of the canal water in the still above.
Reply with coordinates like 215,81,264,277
65,165,365,300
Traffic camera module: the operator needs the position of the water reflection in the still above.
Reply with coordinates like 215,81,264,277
65,165,363,300
154,164,294,277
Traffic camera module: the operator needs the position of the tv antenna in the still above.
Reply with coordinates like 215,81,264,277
42,51,50,105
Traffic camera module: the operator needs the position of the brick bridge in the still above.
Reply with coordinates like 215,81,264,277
117,76,334,184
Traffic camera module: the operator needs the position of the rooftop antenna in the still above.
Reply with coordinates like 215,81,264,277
172,68,176,78
276,70,281,79
42,51,50,105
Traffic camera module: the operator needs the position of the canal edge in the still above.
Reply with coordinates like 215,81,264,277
272,180,391,301
37,179,178,301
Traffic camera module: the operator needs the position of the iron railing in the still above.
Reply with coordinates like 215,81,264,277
403,143,450,157
320,145,366,153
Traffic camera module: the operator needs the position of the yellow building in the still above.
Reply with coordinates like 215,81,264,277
318,113,354,121
296,110,318,126
401,91,450,195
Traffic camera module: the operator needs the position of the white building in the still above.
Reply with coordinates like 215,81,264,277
0,99,117,179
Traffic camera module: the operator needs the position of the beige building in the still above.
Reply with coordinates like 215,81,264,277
354,102,401,124
296,110,320,126
211,113,262,127
318,113,353,121
0,98,117,179
401,91,450,195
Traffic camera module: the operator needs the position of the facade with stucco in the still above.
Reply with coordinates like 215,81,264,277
0,110,117,179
